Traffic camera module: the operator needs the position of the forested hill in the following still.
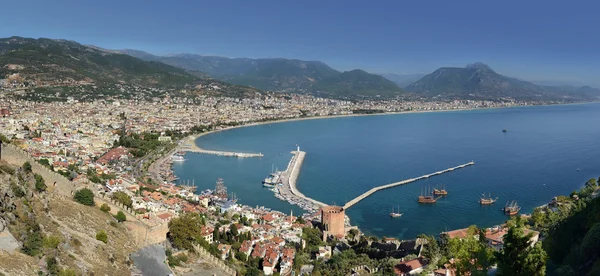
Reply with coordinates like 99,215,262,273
0,37,260,100
121,51,405,99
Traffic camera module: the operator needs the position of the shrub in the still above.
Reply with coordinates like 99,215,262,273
43,235,61,249
46,256,60,275
22,161,32,172
11,183,25,197
21,220,43,256
74,188,95,206
100,203,111,212
34,173,47,192
115,211,127,222
96,230,108,244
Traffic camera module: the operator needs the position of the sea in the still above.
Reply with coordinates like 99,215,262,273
172,103,600,239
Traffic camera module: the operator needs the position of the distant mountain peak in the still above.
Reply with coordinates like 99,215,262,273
465,62,493,71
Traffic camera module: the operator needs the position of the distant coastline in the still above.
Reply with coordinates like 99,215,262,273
184,105,513,150
185,102,597,149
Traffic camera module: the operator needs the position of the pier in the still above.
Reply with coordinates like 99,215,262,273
272,148,328,212
180,137,263,158
343,161,475,209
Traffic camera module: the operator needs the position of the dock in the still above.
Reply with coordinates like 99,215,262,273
272,149,328,212
180,137,263,158
343,161,475,209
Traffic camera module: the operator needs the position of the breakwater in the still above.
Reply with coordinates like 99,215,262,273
180,136,263,158
343,161,475,209
272,150,328,212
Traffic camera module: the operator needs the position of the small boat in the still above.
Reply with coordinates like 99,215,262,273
389,205,402,218
576,168,580,171
432,184,448,196
502,129,508,133
171,155,185,162
503,200,521,216
480,193,498,205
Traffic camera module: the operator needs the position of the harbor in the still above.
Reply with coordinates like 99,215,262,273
343,161,476,209
267,147,329,213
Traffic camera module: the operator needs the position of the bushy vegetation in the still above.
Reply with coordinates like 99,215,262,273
100,203,111,212
22,161,32,172
74,188,95,206
34,173,47,192
21,219,44,256
115,211,127,222
110,191,133,208
43,235,61,249
168,213,207,250
96,230,108,244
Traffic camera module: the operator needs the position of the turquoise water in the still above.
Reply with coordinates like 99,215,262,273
173,103,600,239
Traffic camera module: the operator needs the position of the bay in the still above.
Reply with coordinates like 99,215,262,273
172,103,600,239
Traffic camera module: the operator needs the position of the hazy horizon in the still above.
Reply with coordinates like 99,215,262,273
2,0,599,86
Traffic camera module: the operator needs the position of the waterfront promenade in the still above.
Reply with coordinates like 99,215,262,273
274,150,328,212
343,161,475,209
180,136,263,158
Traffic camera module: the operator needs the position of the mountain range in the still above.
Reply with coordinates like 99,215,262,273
120,50,403,99
405,62,600,101
0,36,598,101
0,37,259,100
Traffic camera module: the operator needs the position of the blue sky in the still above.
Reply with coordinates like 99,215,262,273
2,0,599,86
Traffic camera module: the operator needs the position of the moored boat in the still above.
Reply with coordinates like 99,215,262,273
418,187,438,204
480,192,498,205
432,184,448,196
503,200,521,215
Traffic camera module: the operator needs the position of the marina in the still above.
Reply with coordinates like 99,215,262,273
267,147,328,213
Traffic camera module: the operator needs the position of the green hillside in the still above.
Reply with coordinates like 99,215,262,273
123,51,404,99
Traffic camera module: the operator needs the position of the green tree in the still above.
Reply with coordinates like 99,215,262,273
168,213,205,250
96,230,108,244
531,208,546,228
38,158,51,168
495,223,547,276
418,235,442,268
74,188,95,206
100,203,111,212
235,251,247,262
446,234,494,275
21,220,43,256
115,211,127,222
231,224,239,237
246,267,260,276
586,178,598,188
110,191,133,208
22,161,32,172
34,173,47,192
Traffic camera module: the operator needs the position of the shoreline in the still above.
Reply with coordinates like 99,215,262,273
178,101,597,199
182,101,599,148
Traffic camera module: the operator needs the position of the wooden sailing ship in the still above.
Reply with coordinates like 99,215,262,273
479,193,498,205
503,200,521,215
432,184,448,196
389,205,402,218
418,186,438,204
